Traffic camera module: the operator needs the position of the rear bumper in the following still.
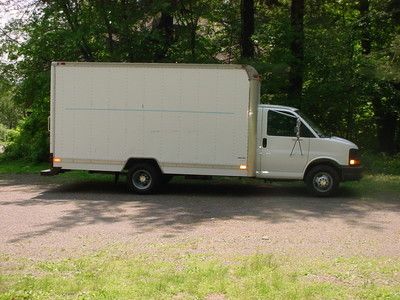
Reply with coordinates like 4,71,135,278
341,166,363,181
40,167,61,176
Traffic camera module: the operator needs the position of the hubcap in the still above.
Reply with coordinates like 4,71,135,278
132,170,152,190
313,172,333,193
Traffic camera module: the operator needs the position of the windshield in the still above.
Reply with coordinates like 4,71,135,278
296,110,328,138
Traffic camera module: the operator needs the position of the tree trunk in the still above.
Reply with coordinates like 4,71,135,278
120,0,134,62
389,0,400,25
288,0,305,106
240,0,255,59
390,0,400,153
155,4,174,61
189,17,198,61
359,0,371,54
371,97,398,154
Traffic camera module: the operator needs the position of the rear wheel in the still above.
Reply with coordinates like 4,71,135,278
305,165,339,197
127,163,161,194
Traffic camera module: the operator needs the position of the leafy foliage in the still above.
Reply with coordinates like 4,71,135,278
0,66,22,128
0,0,399,161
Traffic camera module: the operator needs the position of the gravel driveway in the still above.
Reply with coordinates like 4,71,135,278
1,174,400,260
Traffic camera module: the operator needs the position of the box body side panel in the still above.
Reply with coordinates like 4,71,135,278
53,64,253,176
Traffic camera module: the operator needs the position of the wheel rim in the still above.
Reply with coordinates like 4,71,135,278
132,169,152,190
312,172,333,193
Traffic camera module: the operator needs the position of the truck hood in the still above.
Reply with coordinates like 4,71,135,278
329,136,358,149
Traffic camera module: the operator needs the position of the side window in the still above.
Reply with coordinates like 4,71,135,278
301,125,315,138
267,110,297,137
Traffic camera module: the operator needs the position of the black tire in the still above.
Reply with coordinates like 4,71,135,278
127,163,161,194
305,165,340,197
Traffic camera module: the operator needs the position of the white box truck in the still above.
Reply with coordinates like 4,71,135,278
42,62,362,196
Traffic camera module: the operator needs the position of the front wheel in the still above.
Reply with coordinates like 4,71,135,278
305,165,339,197
127,163,161,194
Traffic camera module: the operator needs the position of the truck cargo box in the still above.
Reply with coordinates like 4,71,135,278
50,62,260,177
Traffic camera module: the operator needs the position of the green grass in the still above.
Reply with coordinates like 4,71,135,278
361,152,400,175
0,250,399,299
342,174,400,199
0,159,49,174
0,157,114,183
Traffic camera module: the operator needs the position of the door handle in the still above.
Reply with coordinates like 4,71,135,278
262,138,267,148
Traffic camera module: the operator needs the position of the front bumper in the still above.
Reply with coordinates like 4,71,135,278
341,166,363,181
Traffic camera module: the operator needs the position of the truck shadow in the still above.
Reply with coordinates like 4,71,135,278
2,176,399,244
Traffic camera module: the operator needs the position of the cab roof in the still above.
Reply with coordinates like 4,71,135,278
259,104,298,111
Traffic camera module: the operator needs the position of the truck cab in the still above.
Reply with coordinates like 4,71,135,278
256,104,362,196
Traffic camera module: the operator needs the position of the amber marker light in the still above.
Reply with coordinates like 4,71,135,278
240,165,247,170
349,149,361,166
53,157,61,163
349,159,360,166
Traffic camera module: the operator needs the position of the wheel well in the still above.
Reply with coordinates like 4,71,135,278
123,158,163,174
303,159,341,181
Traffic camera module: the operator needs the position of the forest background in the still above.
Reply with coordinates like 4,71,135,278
0,0,399,162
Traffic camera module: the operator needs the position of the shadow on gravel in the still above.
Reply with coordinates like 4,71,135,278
1,175,399,243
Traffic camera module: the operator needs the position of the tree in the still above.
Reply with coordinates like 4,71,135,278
154,1,175,61
358,0,399,154
0,75,22,129
1,0,400,160
240,0,255,59
287,0,304,106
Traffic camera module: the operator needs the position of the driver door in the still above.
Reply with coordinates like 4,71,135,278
259,109,311,179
